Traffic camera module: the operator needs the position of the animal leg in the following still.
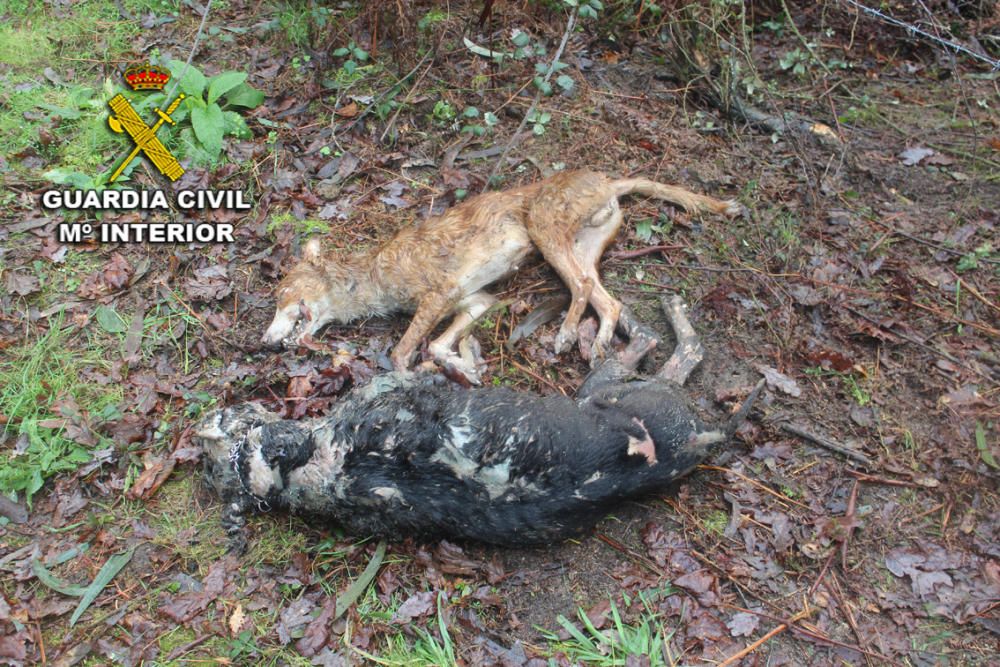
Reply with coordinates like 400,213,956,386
427,291,496,383
656,294,704,386
571,221,628,363
391,290,459,370
528,230,596,353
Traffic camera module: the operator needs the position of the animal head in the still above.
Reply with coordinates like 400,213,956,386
195,403,279,501
262,239,359,346
196,403,317,507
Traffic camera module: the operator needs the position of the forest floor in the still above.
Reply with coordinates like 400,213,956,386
1,1,998,665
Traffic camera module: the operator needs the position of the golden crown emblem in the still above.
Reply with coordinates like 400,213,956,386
123,63,170,91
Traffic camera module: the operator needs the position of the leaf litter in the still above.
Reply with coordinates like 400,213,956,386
0,1,998,665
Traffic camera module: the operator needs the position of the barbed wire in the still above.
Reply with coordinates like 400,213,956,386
840,0,1000,70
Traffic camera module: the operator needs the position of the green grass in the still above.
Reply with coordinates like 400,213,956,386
0,0,147,164
0,317,123,503
357,591,458,666
541,597,678,666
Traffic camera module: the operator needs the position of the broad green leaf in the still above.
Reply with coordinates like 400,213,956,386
70,548,135,626
95,306,127,333
462,106,480,118
635,218,653,242
332,47,350,57
207,71,247,105
556,74,574,91
167,59,207,98
224,82,264,109
43,169,94,189
511,30,530,47
353,47,369,62
191,103,225,158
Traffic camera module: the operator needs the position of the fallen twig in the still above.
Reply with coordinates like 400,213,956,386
780,423,874,467
608,244,684,260
718,610,810,667
841,479,859,571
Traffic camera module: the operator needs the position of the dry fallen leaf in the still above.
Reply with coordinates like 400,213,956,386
229,604,246,636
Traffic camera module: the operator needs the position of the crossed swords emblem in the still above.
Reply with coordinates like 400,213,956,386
107,93,186,182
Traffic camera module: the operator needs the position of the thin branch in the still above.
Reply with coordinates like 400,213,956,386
485,8,577,189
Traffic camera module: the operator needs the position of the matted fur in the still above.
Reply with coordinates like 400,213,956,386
199,303,760,551
263,169,741,379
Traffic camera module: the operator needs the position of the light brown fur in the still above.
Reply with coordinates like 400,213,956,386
263,169,741,379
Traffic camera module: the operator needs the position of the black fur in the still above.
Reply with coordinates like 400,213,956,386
196,358,743,549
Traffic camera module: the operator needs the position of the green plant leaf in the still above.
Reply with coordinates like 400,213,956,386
207,71,247,105
95,306,127,333
533,123,545,136
484,112,499,127
223,111,252,139
635,218,653,243
69,548,135,626
462,106,480,118
191,103,226,158
511,30,530,47
43,169,95,189
976,422,998,470
224,82,265,109
167,59,207,98
32,559,89,597
332,47,350,57
556,74,574,91
334,540,386,619
353,47,369,62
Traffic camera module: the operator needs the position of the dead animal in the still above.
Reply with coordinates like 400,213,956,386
262,169,742,380
200,296,761,553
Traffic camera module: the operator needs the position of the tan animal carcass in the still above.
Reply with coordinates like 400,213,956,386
263,169,741,379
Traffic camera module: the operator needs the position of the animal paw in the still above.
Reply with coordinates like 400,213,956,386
723,200,748,218
440,354,482,385
553,326,578,354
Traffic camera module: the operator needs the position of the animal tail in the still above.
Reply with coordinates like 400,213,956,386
612,177,744,217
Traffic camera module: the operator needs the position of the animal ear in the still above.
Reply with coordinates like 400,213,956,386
302,238,322,263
